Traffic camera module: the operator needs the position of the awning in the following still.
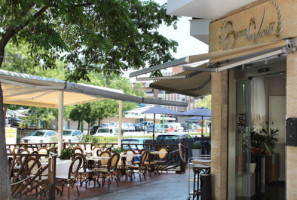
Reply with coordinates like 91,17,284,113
150,63,211,97
0,70,188,108
131,40,291,97
129,40,288,78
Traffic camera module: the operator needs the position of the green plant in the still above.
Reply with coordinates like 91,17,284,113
111,147,125,153
59,146,74,160
80,134,93,142
192,141,202,149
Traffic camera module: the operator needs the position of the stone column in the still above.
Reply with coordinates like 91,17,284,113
211,70,228,200
286,52,297,199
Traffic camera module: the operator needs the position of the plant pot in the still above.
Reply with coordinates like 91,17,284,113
192,149,202,157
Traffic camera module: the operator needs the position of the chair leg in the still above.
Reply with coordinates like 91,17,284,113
76,185,80,196
67,186,70,200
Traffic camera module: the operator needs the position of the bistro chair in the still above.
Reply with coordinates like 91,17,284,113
98,151,111,168
73,146,84,154
123,149,136,180
37,147,48,155
126,151,149,181
95,153,120,188
72,153,98,189
92,146,102,157
155,147,168,174
56,156,83,199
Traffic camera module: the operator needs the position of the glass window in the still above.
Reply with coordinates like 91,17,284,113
30,130,45,137
63,130,72,136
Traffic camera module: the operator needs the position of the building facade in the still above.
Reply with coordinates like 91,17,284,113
132,0,297,199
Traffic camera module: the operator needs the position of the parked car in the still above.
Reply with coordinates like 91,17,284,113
156,133,192,140
164,124,174,132
121,138,152,153
146,124,163,133
134,123,143,131
20,130,57,143
140,121,154,130
100,123,109,128
168,123,183,132
63,129,83,142
90,125,99,135
181,122,188,132
109,122,118,128
127,123,136,131
93,127,119,137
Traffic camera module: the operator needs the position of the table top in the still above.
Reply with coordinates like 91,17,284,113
86,156,110,161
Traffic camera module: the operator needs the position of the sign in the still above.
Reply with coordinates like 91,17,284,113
5,127,17,144
209,0,297,52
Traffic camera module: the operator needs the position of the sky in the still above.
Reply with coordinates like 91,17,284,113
126,0,209,79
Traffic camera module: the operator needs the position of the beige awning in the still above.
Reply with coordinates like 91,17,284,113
150,63,211,97
130,40,288,78
0,70,188,108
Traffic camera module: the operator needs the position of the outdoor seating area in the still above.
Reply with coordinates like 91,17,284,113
7,142,185,199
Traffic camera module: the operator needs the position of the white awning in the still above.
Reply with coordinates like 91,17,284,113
0,70,187,108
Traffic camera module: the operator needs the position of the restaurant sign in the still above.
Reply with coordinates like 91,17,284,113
219,0,282,50
208,0,297,52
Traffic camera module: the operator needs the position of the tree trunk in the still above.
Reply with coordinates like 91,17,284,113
87,123,90,134
0,82,12,199
97,118,101,126
77,120,81,130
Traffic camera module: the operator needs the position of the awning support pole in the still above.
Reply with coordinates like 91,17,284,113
118,100,122,148
58,91,64,157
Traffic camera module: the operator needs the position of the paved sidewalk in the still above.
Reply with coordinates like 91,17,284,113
83,173,188,200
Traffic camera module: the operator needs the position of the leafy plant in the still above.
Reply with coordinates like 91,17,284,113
111,147,125,153
60,147,74,160
192,141,202,149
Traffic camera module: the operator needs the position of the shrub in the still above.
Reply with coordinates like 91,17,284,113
60,146,74,160
192,141,202,149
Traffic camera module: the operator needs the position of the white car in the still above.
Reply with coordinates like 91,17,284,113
93,127,119,137
20,130,57,143
63,129,83,142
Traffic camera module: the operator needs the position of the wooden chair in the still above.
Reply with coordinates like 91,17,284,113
73,146,84,154
72,153,98,189
56,156,83,198
123,149,136,180
37,147,48,155
155,147,169,174
92,146,102,157
98,151,111,168
126,151,149,181
95,153,120,188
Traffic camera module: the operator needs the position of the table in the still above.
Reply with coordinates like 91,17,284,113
41,159,72,178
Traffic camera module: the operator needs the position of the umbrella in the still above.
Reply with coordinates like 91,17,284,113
142,106,179,142
180,108,211,136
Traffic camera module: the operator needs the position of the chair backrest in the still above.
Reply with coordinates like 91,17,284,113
38,147,48,155
68,156,83,179
26,157,41,175
73,146,84,154
92,146,102,156
140,151,149,166
108,153,120,171
158,147,168,160
124,149,135,164
99,151,111,165
178,143,185,163
72,153,87,169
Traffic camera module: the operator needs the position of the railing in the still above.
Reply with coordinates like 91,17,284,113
7,143,57,153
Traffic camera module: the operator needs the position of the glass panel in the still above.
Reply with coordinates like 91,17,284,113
235,80,252,198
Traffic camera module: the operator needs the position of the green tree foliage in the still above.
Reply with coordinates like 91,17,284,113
0,1,178,197
196,95,211,109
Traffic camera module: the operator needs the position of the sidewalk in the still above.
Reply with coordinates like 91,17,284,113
83,172,188,200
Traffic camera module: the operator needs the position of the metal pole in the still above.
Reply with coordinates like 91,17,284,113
118,100,122,148
58,91,64,157
162,91,165,133
202,116,204,137
153,113,156,143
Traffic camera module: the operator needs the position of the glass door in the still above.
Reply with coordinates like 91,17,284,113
235,80,252,199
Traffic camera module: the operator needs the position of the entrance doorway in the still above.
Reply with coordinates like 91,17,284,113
228,69,286,200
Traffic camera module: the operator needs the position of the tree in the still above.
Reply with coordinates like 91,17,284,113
0,1,178,198
196,95,211,109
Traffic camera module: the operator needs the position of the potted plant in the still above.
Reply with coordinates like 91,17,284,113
59,146,74,160
192,141,202,157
